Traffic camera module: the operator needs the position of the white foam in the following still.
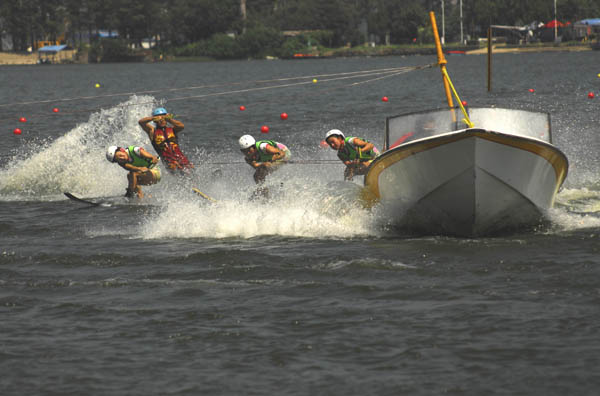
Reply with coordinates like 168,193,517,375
0,95,156,199
138,177,379,239
546,187,600,231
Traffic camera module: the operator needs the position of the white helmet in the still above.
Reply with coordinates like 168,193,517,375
106,146,118,162
239,134,256,150
325,129,344,140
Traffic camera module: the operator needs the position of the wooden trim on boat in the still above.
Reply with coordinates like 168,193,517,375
364,129,569,201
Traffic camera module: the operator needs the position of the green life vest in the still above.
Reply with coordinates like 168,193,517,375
337,137,378,162
255,140,278,162
127,146,154,168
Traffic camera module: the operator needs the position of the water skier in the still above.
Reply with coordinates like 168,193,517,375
239,134,291,184
324,129,380,181
138,107,193,175
106,145,160,198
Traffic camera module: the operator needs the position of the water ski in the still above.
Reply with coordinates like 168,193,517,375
64,192,143,207
64,192,111,207
192,188,217,203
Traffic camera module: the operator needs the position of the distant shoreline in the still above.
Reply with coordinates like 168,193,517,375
465,44,592,55
0,52,38,65
0,43,594,65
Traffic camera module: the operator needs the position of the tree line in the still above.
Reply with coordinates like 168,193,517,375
2,0,599,55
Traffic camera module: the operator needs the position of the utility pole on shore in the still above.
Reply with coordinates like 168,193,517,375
554,0,558,41
241,0,247,33
441,0,445,45
460,0,464,44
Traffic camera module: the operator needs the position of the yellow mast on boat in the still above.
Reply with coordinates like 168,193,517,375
430,11,453,109
429,11,473,128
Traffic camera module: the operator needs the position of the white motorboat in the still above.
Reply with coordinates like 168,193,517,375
363,107,569,236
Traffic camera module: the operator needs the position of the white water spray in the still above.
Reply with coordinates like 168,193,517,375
0,96,156,198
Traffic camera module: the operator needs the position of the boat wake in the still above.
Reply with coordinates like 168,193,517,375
134,178,378,240
548,187,600,231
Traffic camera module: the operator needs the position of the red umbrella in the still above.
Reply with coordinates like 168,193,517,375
544,20,565,28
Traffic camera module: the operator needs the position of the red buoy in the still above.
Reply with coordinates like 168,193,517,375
13,128,22,135
280,112,288,120
19,117,27,123
588,92,595,99
52,108,59,113
239,105,246,111
528,88,535,93
461,100,468,106
382,96,389,102
260,125,269,133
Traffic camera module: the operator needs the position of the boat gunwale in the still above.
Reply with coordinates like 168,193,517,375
365,128,569,201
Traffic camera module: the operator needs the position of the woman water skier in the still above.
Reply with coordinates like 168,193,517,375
106,145,160,198
324,129,380,181
138,107,193,175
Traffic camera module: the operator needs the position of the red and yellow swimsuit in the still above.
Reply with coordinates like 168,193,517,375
151,126,192,173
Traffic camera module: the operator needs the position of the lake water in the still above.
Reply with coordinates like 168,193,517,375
1,52,600,395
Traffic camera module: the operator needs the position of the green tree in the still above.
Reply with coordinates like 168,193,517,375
368,0,427,44
237,24,283,57
64,0,85,46
559,0,600,22
1,0,41,51
3,0,600,56
168,0,240,44
112,0,161,48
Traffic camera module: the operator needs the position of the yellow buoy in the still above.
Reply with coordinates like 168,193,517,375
312,79,317,83
95,83,101,88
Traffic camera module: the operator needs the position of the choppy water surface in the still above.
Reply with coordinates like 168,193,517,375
1,52,600,395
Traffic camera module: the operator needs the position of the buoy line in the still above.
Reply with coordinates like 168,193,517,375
6,62,435,136
5,64,433,122
165,66,424,103
0,65,430,109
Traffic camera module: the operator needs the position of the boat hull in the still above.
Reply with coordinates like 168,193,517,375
364,129,568,236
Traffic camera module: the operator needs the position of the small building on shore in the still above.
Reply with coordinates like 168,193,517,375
38,44,76,64
573,19,600,40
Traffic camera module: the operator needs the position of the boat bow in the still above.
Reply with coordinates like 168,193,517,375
363,108,568,236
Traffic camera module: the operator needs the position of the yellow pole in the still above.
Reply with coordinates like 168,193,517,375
440,68,474,127
429,11,453,108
